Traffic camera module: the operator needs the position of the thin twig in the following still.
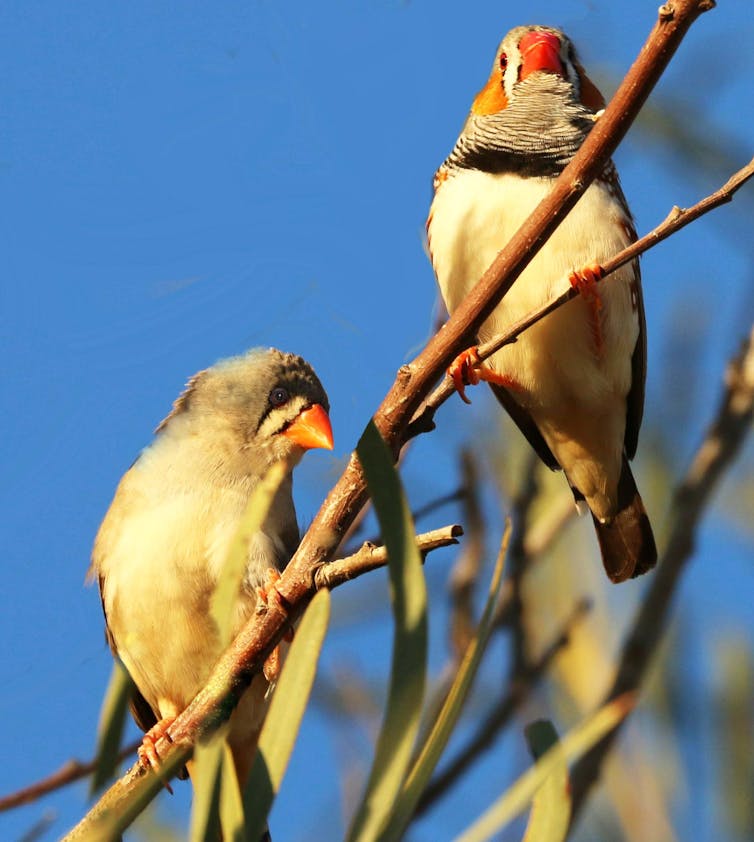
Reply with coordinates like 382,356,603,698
0,740,141,812
568,324,754,826
313,524,463,590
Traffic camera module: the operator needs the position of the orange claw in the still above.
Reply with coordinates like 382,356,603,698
568,262,605,305
138,716,176,793
569,262,606,355
256,568,286,613
448,346,519,404
448,347,483,404
256,568,291,683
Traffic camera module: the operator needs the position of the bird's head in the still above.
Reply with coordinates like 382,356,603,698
471,25,604,117
155,347,333,476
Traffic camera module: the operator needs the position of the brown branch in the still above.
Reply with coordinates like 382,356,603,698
65,3,717,836
568,323,754,826
313,524,463,590
414,598,592,817
408,152,754,436
0,740,141,813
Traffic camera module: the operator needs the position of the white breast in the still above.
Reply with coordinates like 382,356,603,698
427,168,640,517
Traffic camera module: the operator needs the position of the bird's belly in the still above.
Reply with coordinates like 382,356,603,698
428,169,639,410
100,495,273,718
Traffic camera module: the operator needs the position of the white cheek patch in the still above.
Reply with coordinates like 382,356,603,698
256,395,308,441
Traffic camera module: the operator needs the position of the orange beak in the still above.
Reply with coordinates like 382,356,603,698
519,31,564,81
281,403,334,451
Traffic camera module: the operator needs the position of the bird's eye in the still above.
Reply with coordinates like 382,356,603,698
269,387,289,407
499,53,508,72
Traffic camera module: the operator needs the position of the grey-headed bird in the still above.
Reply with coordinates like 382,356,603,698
90,347,333,786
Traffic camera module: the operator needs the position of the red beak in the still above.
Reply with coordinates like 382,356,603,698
519,31,564,81
281,403,334,451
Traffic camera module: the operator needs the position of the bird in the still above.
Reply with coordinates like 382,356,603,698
89,347,333,788
426,24,656,582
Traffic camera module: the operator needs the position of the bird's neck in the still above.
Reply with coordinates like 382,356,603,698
445,83,596,178
148,420,287,491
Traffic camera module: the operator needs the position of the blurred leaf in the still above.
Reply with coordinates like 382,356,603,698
346,421,428,842
189,734,226,842
212,460,288,646
456,692,635,842
91,661,134,794
189,735,247,842
714,637,754,840
381,528,509,841
219,743,246,842
521,720,570,842
244,589,331,839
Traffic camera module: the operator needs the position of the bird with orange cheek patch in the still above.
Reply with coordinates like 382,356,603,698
427,25,656,582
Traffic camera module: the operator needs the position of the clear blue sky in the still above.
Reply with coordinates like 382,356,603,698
2,2,753,840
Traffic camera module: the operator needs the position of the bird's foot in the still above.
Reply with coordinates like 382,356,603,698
263,646,282,683
568,262,604,302
138,717,176,793
256,569,293,683
256,568,288,616
569,263,605,355
448,347,518,404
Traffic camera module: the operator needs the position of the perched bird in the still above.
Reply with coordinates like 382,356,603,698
426,24,656,582
90,348,333,786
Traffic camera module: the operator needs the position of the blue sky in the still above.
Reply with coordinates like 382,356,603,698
2,2,753,840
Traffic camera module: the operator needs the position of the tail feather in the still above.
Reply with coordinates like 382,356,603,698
592,458,657,583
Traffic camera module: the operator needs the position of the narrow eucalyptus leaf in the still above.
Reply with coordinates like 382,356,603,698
244,589,331,839
91,661,134,794
346,421,428,842
521,720,570,842
381,530,508,840
456,693,635,842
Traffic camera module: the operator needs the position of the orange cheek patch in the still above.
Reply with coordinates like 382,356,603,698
471,70,508,115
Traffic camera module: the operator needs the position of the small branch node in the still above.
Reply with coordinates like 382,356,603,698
397,364,413,385
658,3,675,22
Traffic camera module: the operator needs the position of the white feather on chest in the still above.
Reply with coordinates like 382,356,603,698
427,168,641,516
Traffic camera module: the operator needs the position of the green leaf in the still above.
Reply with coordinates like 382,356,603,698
455,693,635,842
190,736,248,842
244,589,331,839
521,720,570,842
91,661,134,794
189,733,226,842
380,528,509,841
346,421,428,842
219,742,247,842
211,460,289,646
